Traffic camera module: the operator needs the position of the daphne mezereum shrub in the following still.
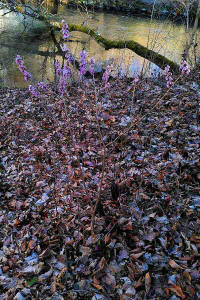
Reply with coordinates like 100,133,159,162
15,20,115,96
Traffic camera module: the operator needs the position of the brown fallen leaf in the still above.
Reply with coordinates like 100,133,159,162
104,273,116,288
21,241,27,252
169,285,185,299
166,118,174,127
13,219,21,227
92,277,102,291
134,276,144,288
28,240,36,250
145,272,151,293
123,220,133,231
164,288,170,297
190,235,200,243
169,259,182,269
93,276,100,285
130,252,144,259
183,271,192,282
104,233,111,244
98,257,106,270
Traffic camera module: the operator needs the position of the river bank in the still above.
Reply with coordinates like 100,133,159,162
67,0,199,23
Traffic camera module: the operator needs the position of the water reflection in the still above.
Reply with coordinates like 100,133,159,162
0,4,199,88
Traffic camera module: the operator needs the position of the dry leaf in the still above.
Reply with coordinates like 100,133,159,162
28,240,36,249
169,259,182,269
13,219,21,227
21,241,27,252
104,273,116,288
134,276,143,288
169,285,185,299
183,271,191,282
51,282,56,294
104,234,111,244
166,118,174,127
130,252,144,259
190,235,200,243
93,276,99,285
98,257,106,270
80,246,91,256
92,282,102,291
124,220,133,231
165,288,170,297
145,272,151,293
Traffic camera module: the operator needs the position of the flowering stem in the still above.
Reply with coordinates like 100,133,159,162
62,95,88,198
107,73,183,148
90,83,106,238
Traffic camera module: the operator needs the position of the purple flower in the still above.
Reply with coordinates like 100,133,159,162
62,20,69,40
180,60,190,75
16,55,31,82
79,50,88,77
65,50,74,65
89,57,95,76
63,64,71,79
102,64,113,88
59,76,67,96
29,85,39,98
16,55,23,66
38,82,47,91
62,44,68,52
80,50,87,60
55,60,62,76
164,65,173,88
23,70,32,82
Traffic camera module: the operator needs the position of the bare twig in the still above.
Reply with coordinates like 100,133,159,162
90,85,106,238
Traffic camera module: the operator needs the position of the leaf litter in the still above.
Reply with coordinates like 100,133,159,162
0,73,199,299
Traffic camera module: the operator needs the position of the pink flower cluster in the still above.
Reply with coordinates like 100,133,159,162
55,59,71,95
16,55,47,98
55,60,62,76
163,65,173,88
180,60,190,75
38,82,47,91
62,20,69,40
102,64,113,88
29,85,39,98
53,21,76,95
65,48,74,65
79,50,88,77
29,82,48,98
16,55,31,82
89,57,95,76
61,21,97,82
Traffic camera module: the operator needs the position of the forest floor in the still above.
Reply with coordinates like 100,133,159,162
0,72,200,300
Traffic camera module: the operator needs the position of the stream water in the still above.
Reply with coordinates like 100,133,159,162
0,2,199,88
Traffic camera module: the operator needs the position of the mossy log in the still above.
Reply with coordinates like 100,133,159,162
50,22,179,72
